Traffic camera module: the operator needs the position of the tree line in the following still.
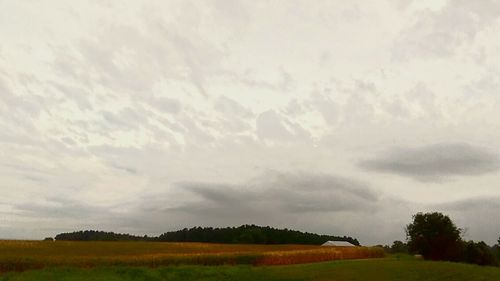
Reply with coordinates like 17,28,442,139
54,224,360,245
54,230,148,241
378,212,500,266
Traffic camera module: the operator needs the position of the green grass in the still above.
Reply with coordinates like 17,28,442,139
2,257,499,281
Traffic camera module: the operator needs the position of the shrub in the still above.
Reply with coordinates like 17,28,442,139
462,241,496,266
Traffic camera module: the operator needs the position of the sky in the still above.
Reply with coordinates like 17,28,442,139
1,0,500,245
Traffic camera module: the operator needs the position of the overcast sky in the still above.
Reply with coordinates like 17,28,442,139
1,0,500,245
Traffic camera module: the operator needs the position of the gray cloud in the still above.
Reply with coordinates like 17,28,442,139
359,143,500,182
13,197,108,220
431,197,500,243
166,171,380,217
147,97,182,115
393,0,500,60
309,91,339,125
214,96,253,118
0,77,44,124
50,82,93,111
107,171,393,243
5,196,154,237
437,197,500,212
0,76,10,97
256,110,310,142
212,96,253,133
1,171,388,242
230,67,295,93
109,162,138,175
156,22,226,98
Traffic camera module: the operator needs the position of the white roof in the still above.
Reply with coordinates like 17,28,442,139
321,241,356,247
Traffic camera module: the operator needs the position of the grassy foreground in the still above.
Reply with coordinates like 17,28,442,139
1,257,500,281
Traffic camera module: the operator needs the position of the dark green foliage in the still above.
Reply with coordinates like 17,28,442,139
43,237,54,241
157,225,360,245
375,244,391,253
405,212,499,266
55,230,150,241
462,241,496,266
390,240,408,254
494,237,500,261
406,212,463,261
377,241,408,255
498,236,500,252
54,225,359,245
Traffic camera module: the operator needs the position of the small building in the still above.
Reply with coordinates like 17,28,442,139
321,240,357,247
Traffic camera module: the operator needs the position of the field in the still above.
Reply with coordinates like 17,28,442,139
0,240,383,272
2,257,500,281
3,241,497,281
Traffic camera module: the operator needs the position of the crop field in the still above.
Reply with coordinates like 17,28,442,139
0,240,384,272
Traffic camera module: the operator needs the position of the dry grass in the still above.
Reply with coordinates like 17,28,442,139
0,240,384,272
257,247,385,265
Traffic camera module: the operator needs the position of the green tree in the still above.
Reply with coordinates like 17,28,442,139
497,237,500,259
406,212,463,261
390,240,408,253
463,241,496,266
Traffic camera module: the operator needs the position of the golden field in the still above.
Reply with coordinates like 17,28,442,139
0,240,384,272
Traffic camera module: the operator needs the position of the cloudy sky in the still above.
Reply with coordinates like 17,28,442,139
1,0,500,245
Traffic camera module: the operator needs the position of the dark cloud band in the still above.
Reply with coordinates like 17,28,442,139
359,143,500,182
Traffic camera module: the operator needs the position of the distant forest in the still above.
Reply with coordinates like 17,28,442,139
54,225,360,245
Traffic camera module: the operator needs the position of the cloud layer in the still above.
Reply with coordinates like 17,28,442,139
1,1,500,245
174,171,379,216
360,143,500,182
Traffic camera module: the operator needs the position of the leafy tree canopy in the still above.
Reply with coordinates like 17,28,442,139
406,212,463,261
463,240,496,266
390,240,408,254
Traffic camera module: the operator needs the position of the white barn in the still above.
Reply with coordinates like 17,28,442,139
321,241,357,247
